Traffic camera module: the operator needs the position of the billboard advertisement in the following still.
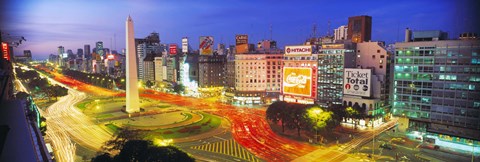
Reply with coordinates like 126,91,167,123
182,37,188,53
2,42,10,61
169,44,177,55
344,68,371,97
199,36,214,55
235,34,248,45
235,34,248,54
285,45,312,55
283,67,312,97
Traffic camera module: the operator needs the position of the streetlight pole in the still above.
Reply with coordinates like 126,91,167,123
472,142,475,162
372,128,375,161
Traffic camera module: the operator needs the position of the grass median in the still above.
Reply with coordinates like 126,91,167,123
144,112,221,140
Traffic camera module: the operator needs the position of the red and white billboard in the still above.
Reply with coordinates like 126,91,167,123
2,42,10,61
282,67,313,97
169,44,177,55
285,45,312,55
199,36,214,55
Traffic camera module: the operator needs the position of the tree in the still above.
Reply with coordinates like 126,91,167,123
94,140,195,162
173,84,185,94
286,104,308,137
306,106,334,143
91,153,113,162
145,80,154,88
102,127,144,152
266,101,288,132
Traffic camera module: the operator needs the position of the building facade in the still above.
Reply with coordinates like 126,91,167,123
317,43,356,107
334,25,348,42
347,15,372,43
393,32,480,142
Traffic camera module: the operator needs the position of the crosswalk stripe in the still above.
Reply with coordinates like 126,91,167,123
190,139,261,162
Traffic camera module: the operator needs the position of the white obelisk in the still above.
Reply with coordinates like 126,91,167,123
125,15,140,113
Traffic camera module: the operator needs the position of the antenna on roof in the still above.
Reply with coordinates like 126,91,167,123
269,24,273,40
312,23,317,38
327,20,331,36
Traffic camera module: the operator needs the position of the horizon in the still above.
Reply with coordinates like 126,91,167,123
1,0,479,60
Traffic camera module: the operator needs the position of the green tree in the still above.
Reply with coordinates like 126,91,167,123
94,140,195,162
102,127,144,152
266,101,288,132
173,84,185,94
306,106,334,143
286,104,308,137
145,80,154,88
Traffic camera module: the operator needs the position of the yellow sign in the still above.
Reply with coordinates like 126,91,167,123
283,67,312,97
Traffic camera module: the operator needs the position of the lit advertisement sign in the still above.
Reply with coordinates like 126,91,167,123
283,67,312,97
2,42,10,61
235,34,248,45
285,45,312,55
107,54,115,60
343,68,371,97
199,36,213,55
182,37,188,53
169,44,177,55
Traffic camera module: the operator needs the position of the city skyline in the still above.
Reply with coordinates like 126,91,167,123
1,0,478,60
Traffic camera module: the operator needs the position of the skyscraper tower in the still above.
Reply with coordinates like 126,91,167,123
347,15,372,43
125,16,140,113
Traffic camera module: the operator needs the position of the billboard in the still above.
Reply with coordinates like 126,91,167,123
235,34,248,45
344,68,371,97
2,42,10,61
285,45,312,55
199,36,214,55
235,34,248,54
283,67,312,97
182,37,188,53
169,44,177,55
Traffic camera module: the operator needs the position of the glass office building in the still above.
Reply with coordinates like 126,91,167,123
393,37,480,142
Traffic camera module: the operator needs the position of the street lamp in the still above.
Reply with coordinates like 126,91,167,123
312,109,322,144
470,142,475,162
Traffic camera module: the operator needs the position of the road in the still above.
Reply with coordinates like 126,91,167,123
292,118,398,162
43,67,319,161
30,66,113,162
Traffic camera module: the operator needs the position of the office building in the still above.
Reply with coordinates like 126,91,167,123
334,25,348,42
393,30,480,144
347,15,372,43
135,32,161,81
198,54,225,97
342,41,392,127
317,43,356,107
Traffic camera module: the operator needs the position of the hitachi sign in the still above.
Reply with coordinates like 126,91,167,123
285,45,312,55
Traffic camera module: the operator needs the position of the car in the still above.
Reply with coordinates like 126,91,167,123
380,143,395,150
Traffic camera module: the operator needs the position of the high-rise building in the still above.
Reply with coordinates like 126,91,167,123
125,15,140,113
198,54,225,97
143,54,156,82
96,41,104,57
393,31,480,143
135,32,161,81
154,56,165,82
347,15,372,43
57,46,65,66
234,53,283,104
317,43,356,107
225,53,236,102
83,45,90,72
342,41,392,127
281,45,316,104
334,25,348,42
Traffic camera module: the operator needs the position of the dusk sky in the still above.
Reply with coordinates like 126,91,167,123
1,0,478,60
